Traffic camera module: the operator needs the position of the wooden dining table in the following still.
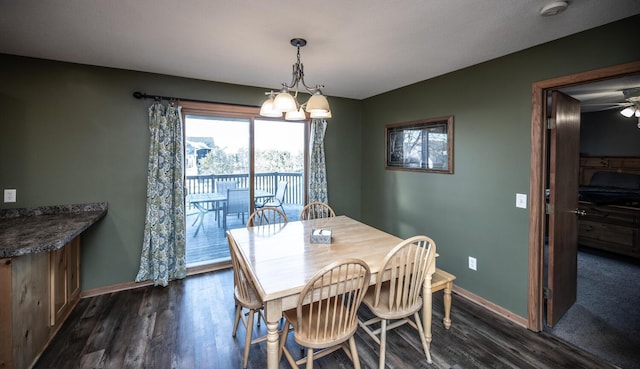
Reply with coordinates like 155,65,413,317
228,215,436,369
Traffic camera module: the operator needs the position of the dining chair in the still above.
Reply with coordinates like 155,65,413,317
256,181,288,213
247,207,289,227
358,235,437,369
298,201,336,221
227,231,267,369
279,259,371,369
224,188,249,230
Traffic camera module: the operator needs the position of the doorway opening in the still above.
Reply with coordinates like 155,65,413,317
528,62,640,368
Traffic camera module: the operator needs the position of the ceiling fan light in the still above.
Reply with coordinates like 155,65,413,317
285,107,307,121
273,90,297,113
620,106,636,117
635,108,640,118
305,92,330,113
259,97,282,117
310,109,332,119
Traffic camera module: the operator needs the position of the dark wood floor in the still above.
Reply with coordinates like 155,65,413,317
34,269,617,369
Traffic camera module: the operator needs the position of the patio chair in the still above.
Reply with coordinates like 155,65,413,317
214,180,237,226
247,207,289,227
224,188,249,230
227,231,267,369
279,259,371,369
299,201,335,220
256,181,288,213
358,235,437,368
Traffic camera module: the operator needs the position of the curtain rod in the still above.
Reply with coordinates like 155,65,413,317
132,91,259,108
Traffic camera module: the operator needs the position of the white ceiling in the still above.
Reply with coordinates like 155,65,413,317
0,0,639,102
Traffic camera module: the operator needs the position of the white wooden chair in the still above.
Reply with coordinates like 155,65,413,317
227,231,267,369
358,235,437,369
279,259,371,369
298,201,335,220
247,207,288,227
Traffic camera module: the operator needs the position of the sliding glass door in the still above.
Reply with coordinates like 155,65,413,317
181,103,307,268
184,115,250,267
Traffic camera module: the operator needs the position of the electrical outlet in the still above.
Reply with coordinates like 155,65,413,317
516,193,527,209
468,256,477,271
4,189,16,203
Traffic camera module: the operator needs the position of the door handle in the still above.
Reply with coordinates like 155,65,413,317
572,208,586,216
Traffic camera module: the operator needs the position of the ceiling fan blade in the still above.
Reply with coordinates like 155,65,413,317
581,102,631,107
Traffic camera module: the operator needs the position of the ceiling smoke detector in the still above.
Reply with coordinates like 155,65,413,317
540,1,569,16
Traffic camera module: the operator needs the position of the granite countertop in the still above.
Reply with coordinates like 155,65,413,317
0,202,108,258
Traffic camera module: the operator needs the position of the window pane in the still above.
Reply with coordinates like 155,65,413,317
184,115,250,267
255,120,305,220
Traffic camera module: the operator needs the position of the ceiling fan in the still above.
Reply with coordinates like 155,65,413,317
579,87,640,115
618,88,640,119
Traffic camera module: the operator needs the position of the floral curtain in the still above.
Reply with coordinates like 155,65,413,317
309,118,328,203
135,101,186,287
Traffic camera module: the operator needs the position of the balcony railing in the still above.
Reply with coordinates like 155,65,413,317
185,172,304,205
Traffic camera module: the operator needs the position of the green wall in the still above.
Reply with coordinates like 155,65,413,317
0,56,362,290
360,15,640,317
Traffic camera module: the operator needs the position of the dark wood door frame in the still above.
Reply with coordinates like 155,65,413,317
527,61,640,331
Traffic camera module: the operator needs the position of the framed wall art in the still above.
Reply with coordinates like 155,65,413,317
385,115,454,173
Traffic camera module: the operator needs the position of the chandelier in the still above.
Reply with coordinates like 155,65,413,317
259,38,331,120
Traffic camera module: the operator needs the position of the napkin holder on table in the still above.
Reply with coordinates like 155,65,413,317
311,228,332,244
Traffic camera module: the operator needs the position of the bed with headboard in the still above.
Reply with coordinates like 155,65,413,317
578,156,640,259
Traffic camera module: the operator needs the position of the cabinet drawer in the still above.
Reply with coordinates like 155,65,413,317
579,220,638,254
608,158,640,170
580,157,609,168
581,212,640,227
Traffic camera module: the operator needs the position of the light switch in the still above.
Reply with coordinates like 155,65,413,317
516,193,527,209
4,189,16,203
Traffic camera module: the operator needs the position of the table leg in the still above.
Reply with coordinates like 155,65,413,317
443,281,453,329
422,274,433,363
192,203,207,236
223,205,227,231
216,200,223,228
264,300,282,369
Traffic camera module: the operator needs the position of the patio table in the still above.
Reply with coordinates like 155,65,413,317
187,190,272,234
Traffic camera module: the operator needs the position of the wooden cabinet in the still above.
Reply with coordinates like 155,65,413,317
0,236,81,369
578,202,640,258
577,156,640,259
50,236,80,329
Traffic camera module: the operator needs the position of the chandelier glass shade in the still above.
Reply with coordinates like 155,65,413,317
260,38,331,121
285,107,307,121
259,91,282,117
